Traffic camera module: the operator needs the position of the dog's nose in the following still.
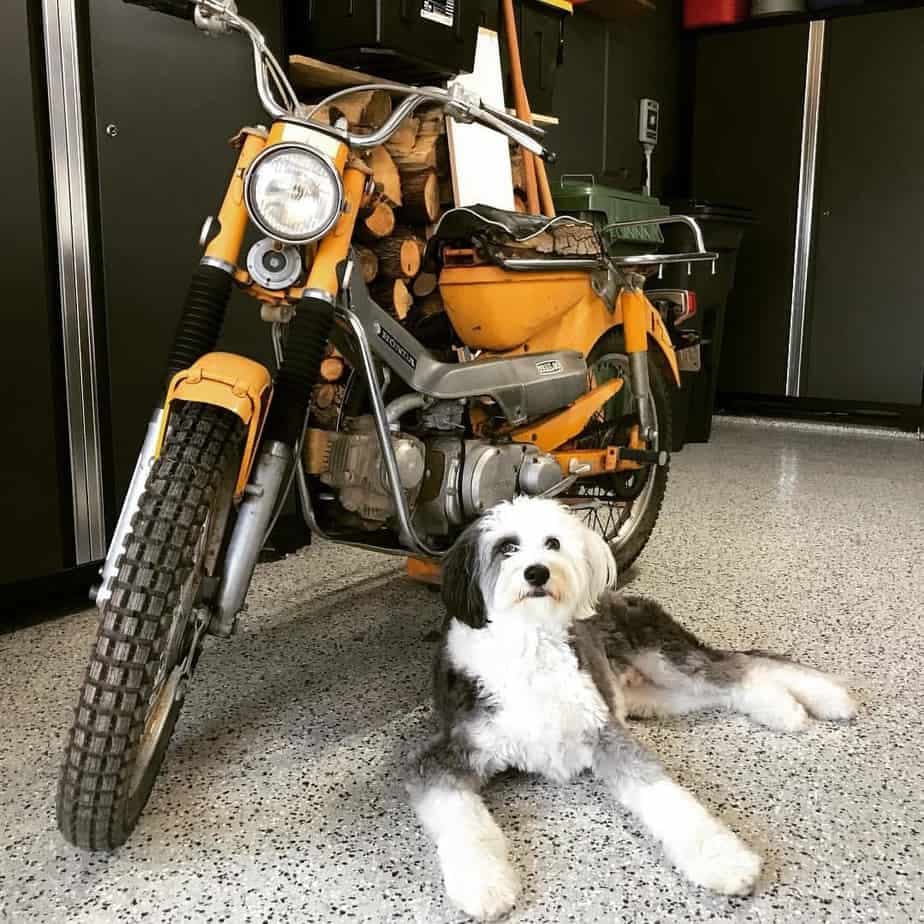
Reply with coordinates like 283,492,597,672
524,564,550,587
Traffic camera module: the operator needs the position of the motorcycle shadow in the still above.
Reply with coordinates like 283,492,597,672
165,563,441,775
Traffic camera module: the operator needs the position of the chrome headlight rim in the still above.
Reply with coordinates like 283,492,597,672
243,142,344,246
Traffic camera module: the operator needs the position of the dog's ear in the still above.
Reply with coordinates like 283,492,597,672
580,520,618,610
441,522,488,629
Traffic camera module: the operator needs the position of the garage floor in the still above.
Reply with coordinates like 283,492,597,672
2,417,922,923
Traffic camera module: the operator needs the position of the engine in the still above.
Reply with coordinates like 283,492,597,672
305,402,564,537
307,416,426,525
413,438,563,536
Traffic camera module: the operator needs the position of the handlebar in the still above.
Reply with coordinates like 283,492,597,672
303,83,554,161
123,0,557,162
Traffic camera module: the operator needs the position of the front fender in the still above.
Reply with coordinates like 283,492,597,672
156,352,272,499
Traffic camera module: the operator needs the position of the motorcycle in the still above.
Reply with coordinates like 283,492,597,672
57,0,716,850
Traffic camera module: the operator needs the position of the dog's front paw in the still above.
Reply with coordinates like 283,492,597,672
438,838,520,921
672,825,762,896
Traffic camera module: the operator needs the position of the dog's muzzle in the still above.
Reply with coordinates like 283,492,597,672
524,564,550,597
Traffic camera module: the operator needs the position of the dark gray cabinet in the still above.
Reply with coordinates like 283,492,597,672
0,0,71,584
692,24,809,397
694,9,924,410
803,6,924,405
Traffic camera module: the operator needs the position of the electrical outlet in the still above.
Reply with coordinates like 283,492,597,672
639,98,659,146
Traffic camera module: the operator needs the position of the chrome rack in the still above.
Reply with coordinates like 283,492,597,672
602,215,718,276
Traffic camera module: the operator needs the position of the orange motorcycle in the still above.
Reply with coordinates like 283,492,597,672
57,0,716,849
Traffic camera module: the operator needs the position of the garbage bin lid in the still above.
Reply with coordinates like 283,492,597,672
667,199,755,222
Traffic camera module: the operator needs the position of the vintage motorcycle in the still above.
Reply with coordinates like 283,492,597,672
57,0,716,849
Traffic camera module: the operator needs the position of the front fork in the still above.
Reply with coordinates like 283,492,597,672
94,144,367,634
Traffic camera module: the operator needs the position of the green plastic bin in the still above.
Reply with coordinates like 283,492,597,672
552,175,669,256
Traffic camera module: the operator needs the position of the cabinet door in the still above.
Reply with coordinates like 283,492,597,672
693,24,808,396
0,0,70,583
804,7,924,405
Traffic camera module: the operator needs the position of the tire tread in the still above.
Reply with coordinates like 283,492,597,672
57,402,241,850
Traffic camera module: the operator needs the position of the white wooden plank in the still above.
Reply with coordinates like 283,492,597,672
446,28,515,210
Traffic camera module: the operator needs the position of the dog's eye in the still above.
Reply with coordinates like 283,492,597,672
499,541,518,557
545,537,560,551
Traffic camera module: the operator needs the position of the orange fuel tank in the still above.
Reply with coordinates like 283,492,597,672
438,265,595,352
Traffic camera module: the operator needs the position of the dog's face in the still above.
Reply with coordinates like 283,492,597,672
441,497,617,629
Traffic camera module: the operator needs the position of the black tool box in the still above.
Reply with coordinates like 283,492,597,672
289,1,479,84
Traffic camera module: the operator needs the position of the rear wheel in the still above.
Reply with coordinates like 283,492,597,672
57,402,243,849
561,330,673,573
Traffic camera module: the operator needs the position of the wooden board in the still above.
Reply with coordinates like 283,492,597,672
289,54,558,123
289,55,400,92
445,28,515,210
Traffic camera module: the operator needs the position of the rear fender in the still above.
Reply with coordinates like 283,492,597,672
499,288,681,387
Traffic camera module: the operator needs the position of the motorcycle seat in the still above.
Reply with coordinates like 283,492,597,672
426,203,602,264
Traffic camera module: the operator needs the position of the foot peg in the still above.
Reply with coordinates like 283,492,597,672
619,447,669,466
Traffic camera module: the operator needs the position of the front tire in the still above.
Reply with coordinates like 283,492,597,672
57,402,243,849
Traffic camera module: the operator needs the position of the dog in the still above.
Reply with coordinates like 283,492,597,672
407,496,856,921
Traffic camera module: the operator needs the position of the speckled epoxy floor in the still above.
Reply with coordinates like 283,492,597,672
2,417,923,923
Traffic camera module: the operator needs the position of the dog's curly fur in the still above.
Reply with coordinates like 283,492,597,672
407,497,857,921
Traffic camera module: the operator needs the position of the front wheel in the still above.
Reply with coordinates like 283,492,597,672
57,402,243,849
561,330,673,573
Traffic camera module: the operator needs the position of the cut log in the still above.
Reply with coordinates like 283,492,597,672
309,88,392,129
385,116,420,156
314,383,338,409
401,169,440,224
390,132,448,175
310,383,345,429
513,191,528,213
368,145,401,206
394,228,427,262
320,357,345,383
353,243,379,283
415,105,445,136
418,290,445,317
370,278,413,320
510,147,526,193
373,236,422,279
356,202,395,243
412,271,438,298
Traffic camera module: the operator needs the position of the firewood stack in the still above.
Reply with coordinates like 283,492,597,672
302,89,454,422
310,89,451,325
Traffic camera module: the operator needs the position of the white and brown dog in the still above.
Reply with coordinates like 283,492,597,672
407,496,856,920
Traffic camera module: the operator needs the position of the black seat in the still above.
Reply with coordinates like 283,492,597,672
425,204,601,263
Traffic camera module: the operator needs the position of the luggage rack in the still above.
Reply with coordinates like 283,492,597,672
603,215,718,274
492,215,718,275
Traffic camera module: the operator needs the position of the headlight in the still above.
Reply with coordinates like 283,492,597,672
244,143,343,244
